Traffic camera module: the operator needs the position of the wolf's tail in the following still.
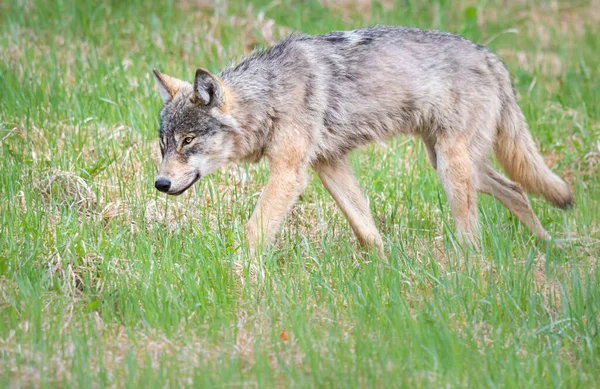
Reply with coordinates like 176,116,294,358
494,96,573,209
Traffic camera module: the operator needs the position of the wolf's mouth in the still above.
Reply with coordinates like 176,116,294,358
169,173,201,196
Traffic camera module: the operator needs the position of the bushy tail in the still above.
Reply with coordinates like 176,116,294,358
495,100,573,209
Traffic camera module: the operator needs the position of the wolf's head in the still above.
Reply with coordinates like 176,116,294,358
152,68,239,195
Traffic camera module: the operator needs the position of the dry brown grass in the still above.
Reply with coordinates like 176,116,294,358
318,0,394,20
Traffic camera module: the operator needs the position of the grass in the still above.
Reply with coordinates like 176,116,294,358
0,0,599,387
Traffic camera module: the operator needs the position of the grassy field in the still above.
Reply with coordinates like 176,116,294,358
1,0,599,387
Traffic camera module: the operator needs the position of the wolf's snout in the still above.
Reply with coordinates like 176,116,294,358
154,178,171,193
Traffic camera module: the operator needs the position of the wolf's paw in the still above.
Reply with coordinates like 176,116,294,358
231,254,267,293
547,236,577,250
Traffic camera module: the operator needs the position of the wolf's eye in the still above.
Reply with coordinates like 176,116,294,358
183,137,194,145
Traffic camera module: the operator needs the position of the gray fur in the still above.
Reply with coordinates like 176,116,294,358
219,26,501,163
153,26,573,250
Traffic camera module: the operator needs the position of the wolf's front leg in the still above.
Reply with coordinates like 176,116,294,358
315,157,384,256
245,159,309,253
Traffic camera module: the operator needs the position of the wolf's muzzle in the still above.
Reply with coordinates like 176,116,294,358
154,178,171,193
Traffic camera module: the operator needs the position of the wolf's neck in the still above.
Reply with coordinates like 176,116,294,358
220,69,278,162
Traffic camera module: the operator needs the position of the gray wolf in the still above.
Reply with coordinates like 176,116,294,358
152,26,573,254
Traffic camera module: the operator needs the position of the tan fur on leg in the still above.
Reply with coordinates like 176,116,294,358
246,155,310,253
435,137,479,244
477,164,551,240
315,157,384,256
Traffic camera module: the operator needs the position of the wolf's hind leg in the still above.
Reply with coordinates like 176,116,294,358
315,157,384,256
477,163,551,240
435,136,479,244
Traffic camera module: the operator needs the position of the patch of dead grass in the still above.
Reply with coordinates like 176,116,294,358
33,168,97,211
520,1,600,47
318,0,393,20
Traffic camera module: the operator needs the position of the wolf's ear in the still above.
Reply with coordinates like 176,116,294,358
192,68,224,107
153,68,187,104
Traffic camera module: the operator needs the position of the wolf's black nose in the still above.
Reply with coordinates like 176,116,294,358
155,178,171,192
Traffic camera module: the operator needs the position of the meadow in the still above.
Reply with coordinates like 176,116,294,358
0,0,599,387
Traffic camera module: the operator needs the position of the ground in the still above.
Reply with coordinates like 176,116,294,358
0,0,599,387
